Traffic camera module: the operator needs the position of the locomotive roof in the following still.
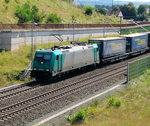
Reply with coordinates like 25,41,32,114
89,37,125,41
37,44,96,52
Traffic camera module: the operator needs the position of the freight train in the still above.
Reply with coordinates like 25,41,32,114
31,33,150,82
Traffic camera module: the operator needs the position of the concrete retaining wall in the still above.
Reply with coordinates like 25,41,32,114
0,28,119,51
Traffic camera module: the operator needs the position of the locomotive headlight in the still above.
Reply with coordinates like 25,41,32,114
46,69,49,71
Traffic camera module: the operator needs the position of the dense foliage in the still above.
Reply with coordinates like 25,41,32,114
46,13,61,24
84,5,95,16
5,0,10,3
96,7,107,15
119,3,149,21
15,3,44,23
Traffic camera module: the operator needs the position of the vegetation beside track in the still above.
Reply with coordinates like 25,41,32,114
0,0,119,24
65,70,150,126
121,25,150,35
0,35,119,87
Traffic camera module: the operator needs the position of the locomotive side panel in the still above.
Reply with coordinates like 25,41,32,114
61,45,99,72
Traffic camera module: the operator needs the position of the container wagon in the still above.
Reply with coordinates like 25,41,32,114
88,37,127,62
122,33,149,55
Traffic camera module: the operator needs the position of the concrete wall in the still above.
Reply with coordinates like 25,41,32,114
0,28,119,51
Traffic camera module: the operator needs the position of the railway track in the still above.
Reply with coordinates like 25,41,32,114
0,64,127,122
0,83,41,100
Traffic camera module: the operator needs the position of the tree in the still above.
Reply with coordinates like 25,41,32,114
128,2,134,6
84,5,95,16
136,13,148,21
113,6,120,11
96,7,107,15
138,5,146,14
119,3,137,19
128,6,137,19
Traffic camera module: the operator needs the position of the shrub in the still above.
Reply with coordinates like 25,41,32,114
115,100,122,107
66,109,86,124
71,15,76,23
108,97,115,106
5,6,8,10
84,5,95,16
108,97,122,107
5,0,10,3
86,106,96,116
96,7,106,15
46,13,61,24
31,5,45,23
15,3,44,23
90,99,100,107
15,3,31,23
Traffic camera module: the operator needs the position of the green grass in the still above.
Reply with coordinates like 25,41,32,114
0,41,70,87
121,25,150,35
65,70,150,126
0,0,120,24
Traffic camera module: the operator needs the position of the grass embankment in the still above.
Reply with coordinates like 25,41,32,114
0,40,70,87
121,25,150,35
0,0,119,24
66,70,150,126
0,35,119,87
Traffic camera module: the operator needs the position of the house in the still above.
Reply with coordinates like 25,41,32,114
146,7,150,14
106,10,123,19
72,0,80,6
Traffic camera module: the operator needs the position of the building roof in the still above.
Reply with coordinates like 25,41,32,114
106,10,123,17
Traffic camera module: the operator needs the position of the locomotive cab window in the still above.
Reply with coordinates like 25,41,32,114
35,54,43,60
35,53,51,61
44,54,51,60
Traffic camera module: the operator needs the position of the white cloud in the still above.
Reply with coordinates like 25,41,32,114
114,0,150,2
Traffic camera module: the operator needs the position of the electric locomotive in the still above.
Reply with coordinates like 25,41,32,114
31,44,99,81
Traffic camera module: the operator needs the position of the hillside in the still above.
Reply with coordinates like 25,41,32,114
0,0,119,24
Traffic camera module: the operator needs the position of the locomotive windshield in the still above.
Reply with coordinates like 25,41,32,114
35,53,51,61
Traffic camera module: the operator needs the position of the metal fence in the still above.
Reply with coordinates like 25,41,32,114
128,56,150,81
0,22,150,30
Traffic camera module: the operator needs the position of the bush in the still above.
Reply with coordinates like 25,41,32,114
46,13,61,24
15,3,44,23
115,100,122,107
84,5,95,16
108,97,115,106
90,99,100,107
31,5,45,23
5,0,10,3
136,13,148,21
66,109,86,124
108,97,122,107
15,3,32,23
96,7,106,15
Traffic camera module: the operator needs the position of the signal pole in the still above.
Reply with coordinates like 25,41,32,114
112,0,113,10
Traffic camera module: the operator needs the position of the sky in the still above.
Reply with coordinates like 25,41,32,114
80,0,150,2
114,0,150,2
